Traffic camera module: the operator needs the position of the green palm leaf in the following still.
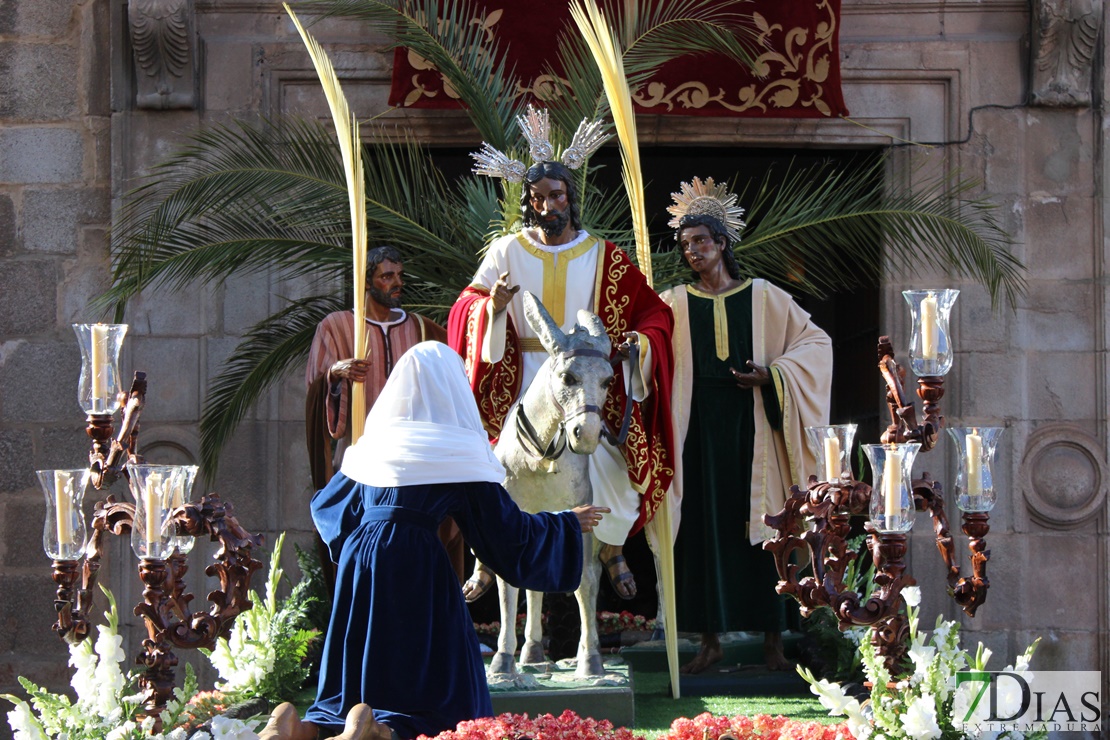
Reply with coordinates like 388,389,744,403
547,0,759,134
200,294,344,480
732,156,1024,309
293,0,524,148
101,117,480,316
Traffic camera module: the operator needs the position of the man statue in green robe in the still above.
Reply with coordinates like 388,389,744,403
657,177,832,673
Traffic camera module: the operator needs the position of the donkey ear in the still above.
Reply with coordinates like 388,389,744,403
575,309,608,343
523,291,567,356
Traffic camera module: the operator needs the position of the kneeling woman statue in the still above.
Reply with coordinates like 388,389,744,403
261,342,606,740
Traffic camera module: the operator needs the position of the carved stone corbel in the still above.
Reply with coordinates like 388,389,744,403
127,0,199,110
1030,0,1103,107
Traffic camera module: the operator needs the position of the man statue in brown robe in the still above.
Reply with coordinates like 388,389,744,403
305,245,463,582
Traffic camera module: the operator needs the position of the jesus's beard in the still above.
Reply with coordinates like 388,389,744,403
537,210,570,239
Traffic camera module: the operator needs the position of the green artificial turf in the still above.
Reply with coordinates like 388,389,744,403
631,670,835,738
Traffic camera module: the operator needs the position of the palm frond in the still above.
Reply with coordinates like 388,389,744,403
286,4,371,439
200,294,346,480
101,117,481,315
734,157,1026,309
571,0,651,282
293,0,524,148
612,0,759,82
548,0,759,132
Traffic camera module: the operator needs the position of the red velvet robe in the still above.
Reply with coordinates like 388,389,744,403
448,240,676,534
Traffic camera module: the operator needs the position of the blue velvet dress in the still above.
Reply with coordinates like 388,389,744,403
304,473,583,739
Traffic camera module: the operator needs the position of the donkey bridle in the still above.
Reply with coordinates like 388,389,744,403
513,346,636,463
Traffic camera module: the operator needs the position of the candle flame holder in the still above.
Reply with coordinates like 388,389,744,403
764,326,995,675
48,323,264,729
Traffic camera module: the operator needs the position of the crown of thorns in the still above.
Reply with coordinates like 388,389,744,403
666,176,747,243
470,104,611,183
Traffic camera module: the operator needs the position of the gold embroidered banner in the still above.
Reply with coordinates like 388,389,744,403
389,0,847,118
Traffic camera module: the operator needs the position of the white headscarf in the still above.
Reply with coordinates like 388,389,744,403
339,341,506,487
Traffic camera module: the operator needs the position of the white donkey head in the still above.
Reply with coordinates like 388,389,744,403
522,291,613,455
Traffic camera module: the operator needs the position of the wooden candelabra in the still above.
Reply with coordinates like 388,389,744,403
763,336,991,675
51,368,263,729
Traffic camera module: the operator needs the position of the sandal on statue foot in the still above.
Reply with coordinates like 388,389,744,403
601,554,637,600
462,564,495,603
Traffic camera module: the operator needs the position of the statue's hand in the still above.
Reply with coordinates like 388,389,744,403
490,270,520,314
731,360,770,389
331,358,370,383
571,505,610,533
616,331,639,360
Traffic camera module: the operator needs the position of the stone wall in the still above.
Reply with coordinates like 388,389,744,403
0,0,116,723
0,0,1106,736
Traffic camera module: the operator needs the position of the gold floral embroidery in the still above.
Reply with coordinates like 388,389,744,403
396,2,840,117
633,1,837,116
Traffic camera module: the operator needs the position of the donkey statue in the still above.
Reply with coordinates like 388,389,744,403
486,291,616,679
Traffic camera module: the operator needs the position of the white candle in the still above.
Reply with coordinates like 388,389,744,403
90,324,109,408
883,448,903,528
145,473,162,553
920,293,938,361
54,471,72,548
966,432,983,496
824,436,841,482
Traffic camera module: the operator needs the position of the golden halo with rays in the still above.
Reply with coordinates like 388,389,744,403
666,176,747,243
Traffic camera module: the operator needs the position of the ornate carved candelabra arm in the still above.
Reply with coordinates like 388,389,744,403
52,497,134,643
912,475,959,583
51,560,87,643
764,479,871,616
877,337,944,451
135,558,177,725
953,513,990,616
911,474,990,615
90,372,147,489
878,336,917,444
162,494,264,651
833,531,915,673
764,482,824,610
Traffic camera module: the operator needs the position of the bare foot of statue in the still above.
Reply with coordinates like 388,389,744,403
335,704,395,740
258,702,318,740
462,561,495,603
680,632,723,674
599,543,636,600
764,631,793,671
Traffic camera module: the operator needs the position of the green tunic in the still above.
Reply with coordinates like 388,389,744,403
674,283,786,634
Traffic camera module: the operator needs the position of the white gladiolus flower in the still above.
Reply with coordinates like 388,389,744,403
908,638,936,684
68,640,99,704
901,693,942,740
210,715,262,739
902,586,922,607
810,677,858,715
7,701,47,740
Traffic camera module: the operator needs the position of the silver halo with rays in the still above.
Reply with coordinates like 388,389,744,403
469,104,611,181
666,176,747,244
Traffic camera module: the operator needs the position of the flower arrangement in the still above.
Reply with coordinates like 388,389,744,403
5,532,316,739
656,712,850,740
416,710,646,740
596,610,657,635
3,587,260,740
417,711,849,740
800,586,1044,740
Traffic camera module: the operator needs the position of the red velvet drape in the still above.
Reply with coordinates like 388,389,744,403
389,0,846,118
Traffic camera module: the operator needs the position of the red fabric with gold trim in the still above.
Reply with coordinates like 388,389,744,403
447,285,521,441
594,243,675,533
389,0,846,119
